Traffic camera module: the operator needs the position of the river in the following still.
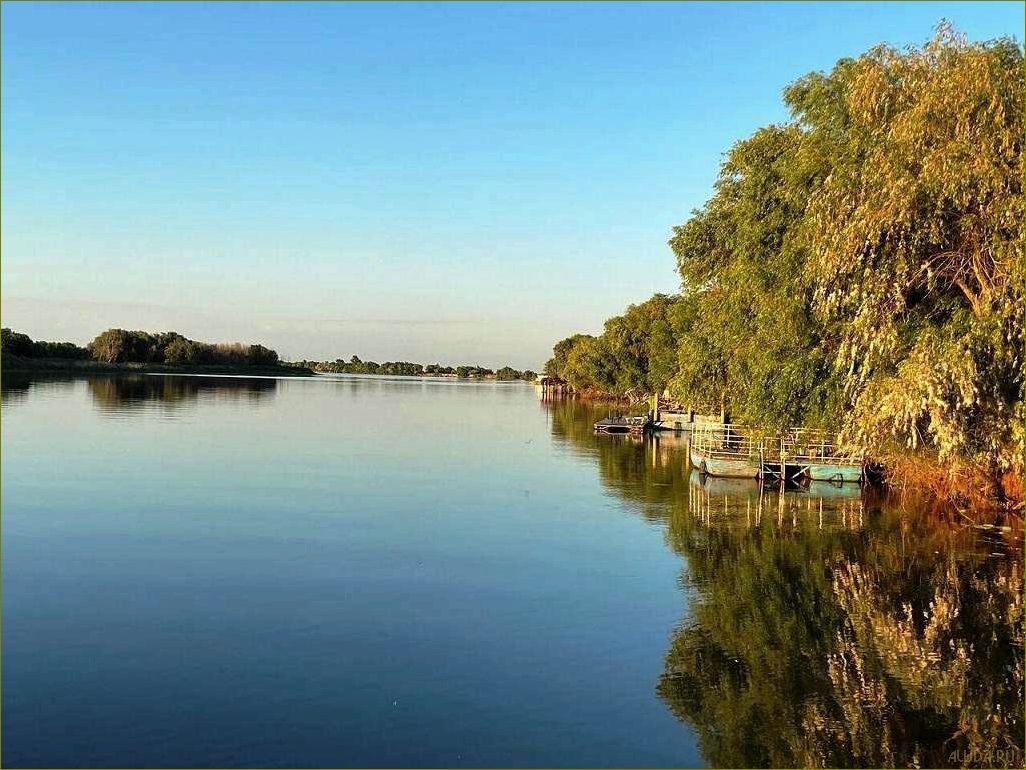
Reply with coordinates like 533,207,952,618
1,372,1021,768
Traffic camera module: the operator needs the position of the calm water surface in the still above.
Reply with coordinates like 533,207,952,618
2,373,1022,768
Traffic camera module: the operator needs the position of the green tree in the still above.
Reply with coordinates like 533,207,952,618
544,334,592,378
89,328,131,363
541,296,683,398
787,24,1024,483
88,328,281,369
495,366,521,380
246,344,279,366
1,328,34,357
603,294,682,395
546,24,1023,495
669,124,836,428
164,338,198,366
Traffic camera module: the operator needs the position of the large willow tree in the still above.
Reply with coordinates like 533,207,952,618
546,25,1022,494
790,25,1023,483
667,24,1023,489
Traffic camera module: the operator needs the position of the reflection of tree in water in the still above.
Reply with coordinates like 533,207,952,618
88,375,277,413
660,504,1022,768
543,397,1024,768
1,373,78,409
1,372,37,407
546,397,690,523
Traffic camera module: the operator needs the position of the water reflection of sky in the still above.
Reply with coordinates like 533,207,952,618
544,394,1022,768
1,373,1022,768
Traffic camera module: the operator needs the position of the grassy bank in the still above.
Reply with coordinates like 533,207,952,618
880,453,1024,514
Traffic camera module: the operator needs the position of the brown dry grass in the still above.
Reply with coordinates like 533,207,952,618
882,452,1023,515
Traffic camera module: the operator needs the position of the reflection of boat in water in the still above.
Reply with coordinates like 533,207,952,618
690,424,864,483
691,473,862,500
688,472,865,529
803,479,864,500
649,429,689,451
690,474,763,498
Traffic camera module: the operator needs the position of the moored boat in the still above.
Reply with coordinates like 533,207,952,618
690,424,865,483
804,462,864,483
780,428,864,483
689,424,763,478
594,415,652,435
689,449,762,478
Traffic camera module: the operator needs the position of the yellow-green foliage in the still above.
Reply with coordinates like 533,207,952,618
546,25,1023,481
792,24,1023,476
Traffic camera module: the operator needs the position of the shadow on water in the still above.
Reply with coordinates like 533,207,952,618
1,372,278,415
87,374,277,414
0,371,39,407
544,396,1024,769
1,372,79,410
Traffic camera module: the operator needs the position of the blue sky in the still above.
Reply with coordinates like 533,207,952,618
3,2,1022,368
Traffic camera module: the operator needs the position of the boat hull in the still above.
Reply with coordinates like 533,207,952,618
690,449,761,479
595,424,632,434
594,416,651,435
805,463,862,483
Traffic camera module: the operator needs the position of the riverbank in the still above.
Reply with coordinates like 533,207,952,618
312,369,532,382
1,355,314,377
881,453,1024,515
542,30,1022,515
551,388,1023,512
296,358,537,381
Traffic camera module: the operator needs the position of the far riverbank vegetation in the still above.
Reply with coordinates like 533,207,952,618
1,328,537,382
2,327,294,374
288,356,537,381
543,26,1023,506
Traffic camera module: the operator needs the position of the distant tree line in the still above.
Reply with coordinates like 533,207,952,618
544,294,681,402
2,327,280,368
1,328,91,360
545,26,1023,494
2,328,537,381
290,355,536,381
89,328,280,367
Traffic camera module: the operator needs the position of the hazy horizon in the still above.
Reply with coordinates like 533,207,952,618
3,1,1022,370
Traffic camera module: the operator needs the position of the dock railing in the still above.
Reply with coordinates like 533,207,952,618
691,423,767,462
778,427,863,466
691,424,862,465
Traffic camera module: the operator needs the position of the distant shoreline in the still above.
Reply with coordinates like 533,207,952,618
313,371,535,382
1,355,315,378
0,358,542,381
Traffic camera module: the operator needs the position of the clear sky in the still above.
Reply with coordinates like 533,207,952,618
2,1,1022,368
